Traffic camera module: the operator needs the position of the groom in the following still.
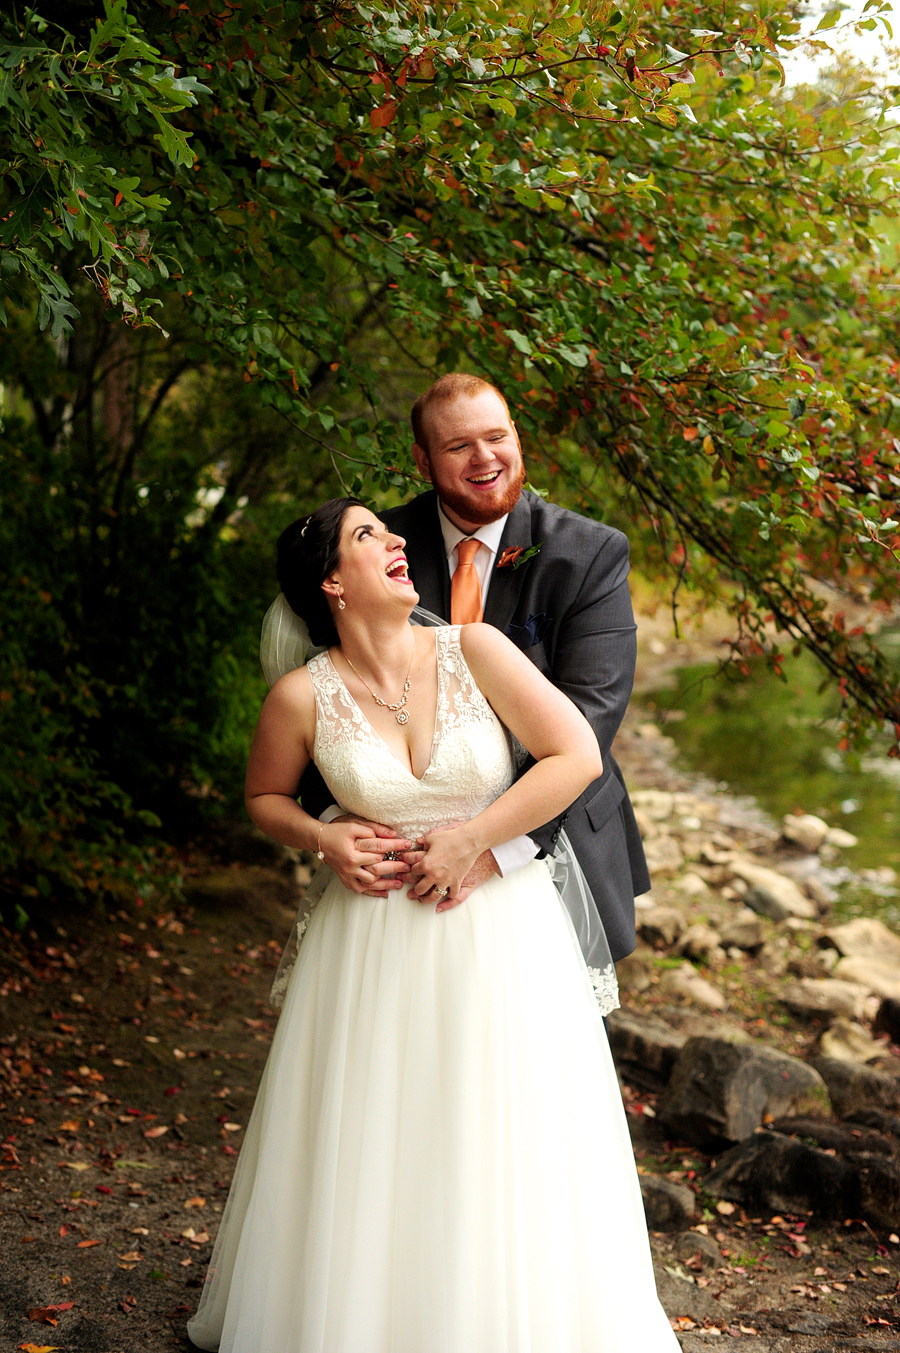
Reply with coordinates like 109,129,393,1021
379,373,648,963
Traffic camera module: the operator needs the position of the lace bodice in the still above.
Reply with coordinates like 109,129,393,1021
308,627,514,841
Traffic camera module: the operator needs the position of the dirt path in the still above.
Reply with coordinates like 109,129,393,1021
2,727,900,1351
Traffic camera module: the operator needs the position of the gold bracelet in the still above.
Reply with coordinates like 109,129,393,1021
316,823,326,861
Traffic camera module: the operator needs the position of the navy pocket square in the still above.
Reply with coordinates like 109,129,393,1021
506,612,552,650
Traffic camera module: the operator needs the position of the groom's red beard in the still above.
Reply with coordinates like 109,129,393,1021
430,459,527,527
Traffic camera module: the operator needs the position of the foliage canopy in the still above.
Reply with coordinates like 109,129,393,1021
1,0,899,902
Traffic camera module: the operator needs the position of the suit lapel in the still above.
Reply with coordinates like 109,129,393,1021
400,493,452,619
483,495,533,635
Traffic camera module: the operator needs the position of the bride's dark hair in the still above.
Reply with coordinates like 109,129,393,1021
277,497,367,647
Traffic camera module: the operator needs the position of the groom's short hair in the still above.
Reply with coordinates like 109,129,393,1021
411,374,510,455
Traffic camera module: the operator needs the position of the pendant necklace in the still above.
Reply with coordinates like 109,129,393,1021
342,636,415,725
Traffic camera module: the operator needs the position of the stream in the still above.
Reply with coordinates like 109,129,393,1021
640,633,900,924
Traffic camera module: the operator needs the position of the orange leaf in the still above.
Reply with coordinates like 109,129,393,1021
114,191,123,207
59,1120,80,1132
144,1124,169,1138
77,1239,102,1248
370,100,397,129
19,1345,63,1351
682,426,699,441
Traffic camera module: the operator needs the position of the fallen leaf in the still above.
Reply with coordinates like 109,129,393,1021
59,1121,80,1133
20,1235,36,1243
77,1239,102,1248
119,1294,137,1314
144,1036,159,1044
117,1250,143,1262
27,1304,73,1325
872,1265,891,1275
180,1256,193,1266
222,1122,242,1133
192,1231,210,1244
58,1161,90,1171
131,1226,150,1235
221,1143,237,1156
144,1125,169,1139
716,1201,736,1216
18,1345,63,1352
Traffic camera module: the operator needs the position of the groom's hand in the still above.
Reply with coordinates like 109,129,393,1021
329,813,411,896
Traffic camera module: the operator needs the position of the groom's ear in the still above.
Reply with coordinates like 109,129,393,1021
411,442,433,482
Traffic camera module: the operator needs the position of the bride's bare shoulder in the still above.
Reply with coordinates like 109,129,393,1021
264,665,316,717
458,622,520,668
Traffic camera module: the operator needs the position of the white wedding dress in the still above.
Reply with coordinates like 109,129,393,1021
188,627,678,1353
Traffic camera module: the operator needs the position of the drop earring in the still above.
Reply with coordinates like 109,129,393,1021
336,587,346,611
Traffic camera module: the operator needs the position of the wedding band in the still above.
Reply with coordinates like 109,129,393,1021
434,886,449,899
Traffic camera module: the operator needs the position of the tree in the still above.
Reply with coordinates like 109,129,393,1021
1,0,898,900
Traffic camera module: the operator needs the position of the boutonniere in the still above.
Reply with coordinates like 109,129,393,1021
496,542,543,571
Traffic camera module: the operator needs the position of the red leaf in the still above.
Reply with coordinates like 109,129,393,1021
370,100,397,129
95,1184,112,1194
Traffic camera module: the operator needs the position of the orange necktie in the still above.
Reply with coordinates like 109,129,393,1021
451,538,483,624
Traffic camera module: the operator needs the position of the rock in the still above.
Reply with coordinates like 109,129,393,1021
615,947,655,994
771,1113,900,1159
835,956,900,1001
642,834,684,876
704,1131,859,1219
780,977,872,1020
673,872,710,898
743,887,790,922
728,860,817,919
819,1017,886,1064
826,826,859,849
673,1230,722,1270
677,923,724,965
810,1056,900,1118
804,874,836,909
631,788,674,820
640,1174,698,1230
657,1006,752,1044
659,1036,830,1146
706,1124,900,1231
652,1262,731,1326
782,813,830,852
874,997,900,1045
658,964,726,1011
824,917,900,966
719,915,765,952
637,906,686,949
607,1007,687,1090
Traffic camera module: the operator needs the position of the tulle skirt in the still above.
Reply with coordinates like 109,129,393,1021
187,859,678,1352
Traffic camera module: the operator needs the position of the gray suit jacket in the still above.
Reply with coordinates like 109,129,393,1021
380,490,648,962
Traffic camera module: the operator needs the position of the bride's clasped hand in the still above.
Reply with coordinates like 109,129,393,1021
186,496,679,1353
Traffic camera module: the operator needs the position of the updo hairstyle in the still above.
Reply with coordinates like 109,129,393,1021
277,497,366,648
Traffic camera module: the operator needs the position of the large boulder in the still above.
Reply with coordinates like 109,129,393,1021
606,1007,687,1091
824,917,900,965
659,1036,830,1146
780,976,873,1021
705,1131,859,1219
834,956,900,1002
810,1056,900,1118
639,1174,698,1231
705,1123,900,1231
727,859,817,919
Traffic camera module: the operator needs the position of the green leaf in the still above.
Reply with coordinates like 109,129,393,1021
816,7,844,29
504,329,533,355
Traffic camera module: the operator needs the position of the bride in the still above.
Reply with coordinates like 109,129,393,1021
187,497,678,1353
